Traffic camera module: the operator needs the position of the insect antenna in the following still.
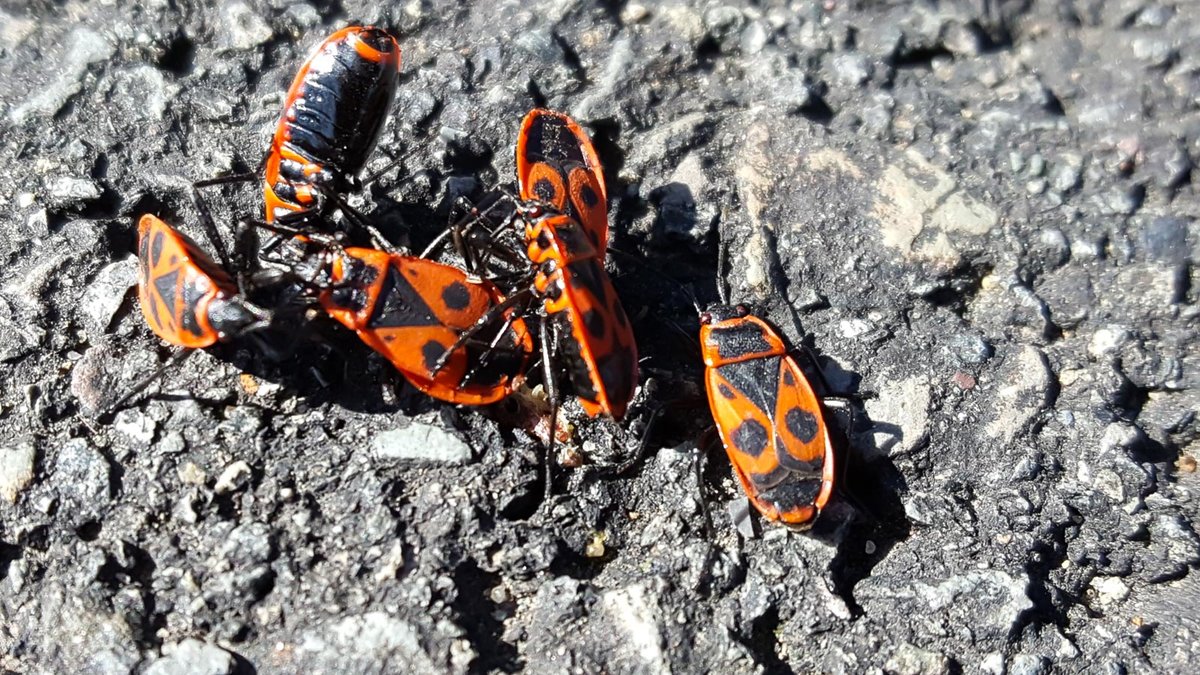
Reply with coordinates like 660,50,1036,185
361,143,424,188
715,225,731,305
421,189,520,261
605,245,701,314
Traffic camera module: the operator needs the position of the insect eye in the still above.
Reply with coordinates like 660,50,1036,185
699,312,713,325
735,304,749,317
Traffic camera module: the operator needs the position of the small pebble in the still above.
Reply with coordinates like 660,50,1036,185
1027,154,1046,177
620,3,649,24
952,372,976,390
214,461,252,494
178,462,207,486
0,440,37,503
371,419,473,464
584,531,607,558
45,177,102,208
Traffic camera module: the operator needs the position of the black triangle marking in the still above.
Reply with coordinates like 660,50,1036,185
151,230,165,267
154,269,181,322
367,262,440,328
717,356,781,426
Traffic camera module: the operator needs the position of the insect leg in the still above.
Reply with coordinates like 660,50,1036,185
539,315,561,509
430,287,535,375
458,310,523,388
105,348,197,415
334,194,405,254
190,180,246,271
361,144,422,187
248,215,344,251
611,402,665,476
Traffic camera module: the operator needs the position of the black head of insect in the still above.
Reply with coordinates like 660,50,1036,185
698,303,750,326
208,296,273,340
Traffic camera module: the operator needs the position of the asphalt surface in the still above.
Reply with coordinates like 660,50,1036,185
1,0,1198,673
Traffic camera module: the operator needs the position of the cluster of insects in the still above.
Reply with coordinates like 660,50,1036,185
129,25,837,531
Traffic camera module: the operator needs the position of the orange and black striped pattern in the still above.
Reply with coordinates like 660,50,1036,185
264,26,401,223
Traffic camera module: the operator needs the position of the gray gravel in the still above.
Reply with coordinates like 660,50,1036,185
1,1,1198,673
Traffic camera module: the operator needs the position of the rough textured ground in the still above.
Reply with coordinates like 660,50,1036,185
2,0,1199,673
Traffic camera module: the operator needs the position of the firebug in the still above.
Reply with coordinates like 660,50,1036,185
699,303,835,529
515,109,609,257
320,247,533,405
136,214,269,349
